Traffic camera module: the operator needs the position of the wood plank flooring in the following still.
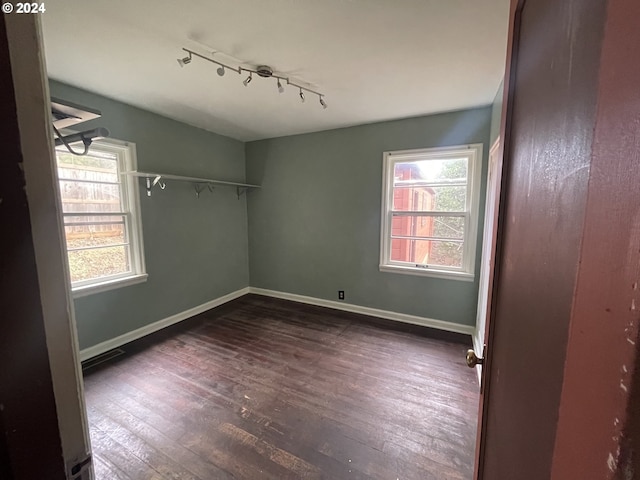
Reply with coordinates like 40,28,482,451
83,294,479,480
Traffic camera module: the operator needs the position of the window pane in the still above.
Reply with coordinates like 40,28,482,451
67,245,131,283
58,180,122,214
394,158,467,184
391,215,464,240
432,216,465,239
428,241,464,268
392,185,466,212
56,149,122,214
56,150,118,179
390,239,463,268
64,222,126,249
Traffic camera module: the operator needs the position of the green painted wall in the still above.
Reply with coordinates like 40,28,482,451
245,107,492,326
490,79,505,144
54,80,492,347
49,81,249,349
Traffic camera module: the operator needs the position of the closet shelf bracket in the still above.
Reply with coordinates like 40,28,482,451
194,183,215,198
236,186,249,199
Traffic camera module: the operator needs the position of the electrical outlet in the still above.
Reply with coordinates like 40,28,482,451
338,290,345,300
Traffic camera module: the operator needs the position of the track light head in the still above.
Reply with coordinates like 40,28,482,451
299,89,305,103
277,79,284,94
177,55,192,67
243,73,252,86
217,66,225,77
319,96,327,109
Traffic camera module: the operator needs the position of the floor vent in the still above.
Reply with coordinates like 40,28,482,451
81,348,125,371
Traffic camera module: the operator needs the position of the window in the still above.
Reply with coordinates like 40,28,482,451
55,138,146,297
380,144,482,281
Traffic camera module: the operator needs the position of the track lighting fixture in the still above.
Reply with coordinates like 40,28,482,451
177,53,192,67
177,47,327,109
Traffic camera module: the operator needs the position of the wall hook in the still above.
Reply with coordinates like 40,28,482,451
147,175,166,196
152,176,166,189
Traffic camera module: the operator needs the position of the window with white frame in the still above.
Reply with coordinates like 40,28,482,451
55,138,146,296
380,144,482,281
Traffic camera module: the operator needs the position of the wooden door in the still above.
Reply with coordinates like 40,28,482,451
474,0,610,478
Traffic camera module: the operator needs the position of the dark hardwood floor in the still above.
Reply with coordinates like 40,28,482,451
83,294,479,480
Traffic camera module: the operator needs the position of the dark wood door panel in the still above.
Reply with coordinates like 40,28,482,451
479,0,608,478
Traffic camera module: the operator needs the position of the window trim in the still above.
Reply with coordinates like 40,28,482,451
56,136,147,297
71,272,148,298
379,144,483,282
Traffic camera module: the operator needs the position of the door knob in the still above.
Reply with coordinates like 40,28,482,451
466,349,484,368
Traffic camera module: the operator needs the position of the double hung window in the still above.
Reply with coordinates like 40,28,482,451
380,144,482,281
55,138,146,296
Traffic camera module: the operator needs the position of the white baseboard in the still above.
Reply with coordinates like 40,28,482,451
249,287,475,337
80,286,475,362
79,287,250,362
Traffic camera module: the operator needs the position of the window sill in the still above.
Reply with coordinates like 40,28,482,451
379,264,474,282
71,273,148,299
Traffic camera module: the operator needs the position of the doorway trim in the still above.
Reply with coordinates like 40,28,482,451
6,13,93,479
473,137,501,383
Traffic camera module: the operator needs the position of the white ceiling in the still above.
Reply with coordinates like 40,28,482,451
41,0,510,142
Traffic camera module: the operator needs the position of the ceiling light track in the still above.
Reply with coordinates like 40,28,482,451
178,47,327,109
